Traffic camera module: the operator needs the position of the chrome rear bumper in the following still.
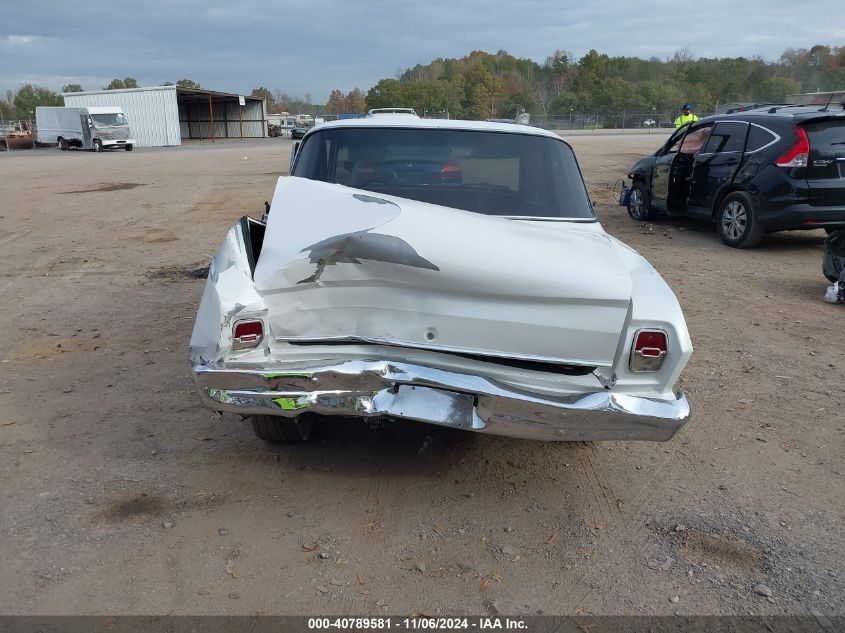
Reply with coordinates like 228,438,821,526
192,360,690,442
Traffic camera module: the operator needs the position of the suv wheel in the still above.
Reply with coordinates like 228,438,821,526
717,192,764,248
92,139,103,153
250,414,316,443
627,183,655,221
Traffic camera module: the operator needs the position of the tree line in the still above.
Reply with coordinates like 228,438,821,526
363,45,845,120
2,45,842,122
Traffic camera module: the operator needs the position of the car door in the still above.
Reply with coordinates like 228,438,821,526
651,127,688,212
686,121,749,217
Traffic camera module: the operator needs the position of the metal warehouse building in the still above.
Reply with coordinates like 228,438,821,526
62,85,266,147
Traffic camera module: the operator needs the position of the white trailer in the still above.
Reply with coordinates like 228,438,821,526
36,106,136,151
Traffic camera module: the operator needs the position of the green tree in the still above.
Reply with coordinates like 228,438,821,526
61,83,83,93
104,78,138,90
13,85,63,118
176,79,201,89
250,86,275,111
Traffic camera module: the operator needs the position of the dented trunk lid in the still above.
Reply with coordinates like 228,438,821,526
254,178,633,368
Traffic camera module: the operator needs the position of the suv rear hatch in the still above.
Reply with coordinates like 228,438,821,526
803,115,845,206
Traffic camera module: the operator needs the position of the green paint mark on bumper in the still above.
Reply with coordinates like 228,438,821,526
272,396,308,411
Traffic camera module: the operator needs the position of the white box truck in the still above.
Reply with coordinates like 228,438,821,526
36,106,135,152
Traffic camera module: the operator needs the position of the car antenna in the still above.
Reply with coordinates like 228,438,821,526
820,93,835,111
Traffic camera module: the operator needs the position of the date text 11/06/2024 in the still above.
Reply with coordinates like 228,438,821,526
307,617,528,630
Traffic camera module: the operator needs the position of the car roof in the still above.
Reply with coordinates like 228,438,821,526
305,115,564,141
697,104,845,125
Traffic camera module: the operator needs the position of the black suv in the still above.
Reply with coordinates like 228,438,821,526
625,104,845,247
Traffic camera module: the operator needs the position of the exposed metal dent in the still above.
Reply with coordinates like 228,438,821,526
297,230,440,284
352,193,399,206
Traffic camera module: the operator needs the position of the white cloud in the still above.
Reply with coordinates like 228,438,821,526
4,34,41,45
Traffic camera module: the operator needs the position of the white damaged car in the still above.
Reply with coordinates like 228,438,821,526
190,116,692,442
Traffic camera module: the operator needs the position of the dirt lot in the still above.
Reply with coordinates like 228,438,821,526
0,135,842,617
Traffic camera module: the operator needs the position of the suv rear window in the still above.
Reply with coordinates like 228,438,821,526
803,118,845,180
291,127,594,219
803,119,845,149
746,124,778,152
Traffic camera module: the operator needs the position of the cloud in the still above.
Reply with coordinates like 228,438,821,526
3,34,41,45
0,0,842,101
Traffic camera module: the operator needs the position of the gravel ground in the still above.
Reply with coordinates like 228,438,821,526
0,135,842,616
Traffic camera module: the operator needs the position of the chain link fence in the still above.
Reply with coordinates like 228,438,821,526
528,112,696,132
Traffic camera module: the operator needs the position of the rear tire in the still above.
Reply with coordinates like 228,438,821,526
92,139,103,152
251,414,316,443
627,182,655,221
717,191,764,248
58,137,68,151
125,144,133,151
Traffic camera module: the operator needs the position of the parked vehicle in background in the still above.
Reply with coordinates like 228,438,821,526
290,125,308,139
190,117,692,445
643,119,656,128
367,108,418,116
36,106,135,152
625,104,845,247
0,120,34,150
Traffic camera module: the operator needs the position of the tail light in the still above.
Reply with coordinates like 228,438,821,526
630,330,667,372
440,159,462,181
774,127,809,168
233,319,263,350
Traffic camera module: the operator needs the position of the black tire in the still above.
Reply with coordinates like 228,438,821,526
92,139,103,153
627,182,655,221
125,144,133,151
717,191,764,248
251,414,316,443
58,137,68,151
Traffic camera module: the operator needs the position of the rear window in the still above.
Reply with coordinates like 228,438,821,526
803,119,845,149
291,127,594,219
746,124,778,152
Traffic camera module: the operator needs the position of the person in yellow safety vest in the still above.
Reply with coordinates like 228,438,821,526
674,103,698,128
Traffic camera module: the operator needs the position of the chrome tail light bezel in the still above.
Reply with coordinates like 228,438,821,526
232,319,264,351
629,328,668,373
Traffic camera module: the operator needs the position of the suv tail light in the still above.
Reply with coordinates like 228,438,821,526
233,319,263,350
630,330,667,372
774,126,809,168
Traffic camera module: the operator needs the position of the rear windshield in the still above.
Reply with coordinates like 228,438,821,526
803,119,845,148
291,127,594,219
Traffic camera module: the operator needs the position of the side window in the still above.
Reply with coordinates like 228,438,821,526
746,124,778,152
664,128,687,154
702,122,748,154
679,125,712,155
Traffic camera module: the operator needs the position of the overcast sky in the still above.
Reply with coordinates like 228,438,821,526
2,1,843,102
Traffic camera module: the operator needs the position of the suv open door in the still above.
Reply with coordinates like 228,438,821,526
686,121,749,217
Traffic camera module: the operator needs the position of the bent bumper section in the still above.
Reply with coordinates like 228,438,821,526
192,360,690,442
